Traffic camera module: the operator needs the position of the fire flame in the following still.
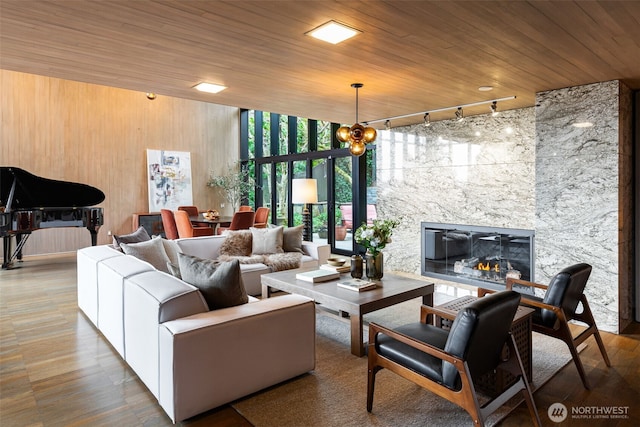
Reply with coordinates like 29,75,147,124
476,262,500,273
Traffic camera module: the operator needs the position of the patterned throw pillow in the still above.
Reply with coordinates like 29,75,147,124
178,253,247,310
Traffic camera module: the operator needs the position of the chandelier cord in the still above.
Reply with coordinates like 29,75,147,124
355,86,359,123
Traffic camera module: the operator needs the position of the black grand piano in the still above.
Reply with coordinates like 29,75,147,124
1,167,105,269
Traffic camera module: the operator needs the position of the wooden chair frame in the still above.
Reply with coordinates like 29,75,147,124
504,278,611,390
367,304,541,427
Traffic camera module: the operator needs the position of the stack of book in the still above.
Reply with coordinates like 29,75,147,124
337,278,377,292
320,263,350,274
295,269,341,283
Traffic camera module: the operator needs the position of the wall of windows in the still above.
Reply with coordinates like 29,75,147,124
240,109,376,255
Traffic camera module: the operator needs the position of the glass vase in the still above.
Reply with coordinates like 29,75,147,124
365,251,383,280
350,255,363,279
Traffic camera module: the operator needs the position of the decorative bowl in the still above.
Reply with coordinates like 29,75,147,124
327,257,346,267
202,209,219,220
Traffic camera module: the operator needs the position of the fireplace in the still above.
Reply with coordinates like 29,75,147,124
421,222,535,291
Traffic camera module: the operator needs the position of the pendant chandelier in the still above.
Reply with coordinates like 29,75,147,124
336,83,377,156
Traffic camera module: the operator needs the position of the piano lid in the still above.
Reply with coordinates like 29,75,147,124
1,167,106,210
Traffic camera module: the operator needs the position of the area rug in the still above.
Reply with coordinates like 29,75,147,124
233,297,575,427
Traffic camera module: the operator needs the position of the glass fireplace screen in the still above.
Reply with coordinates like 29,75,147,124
421,222,535,291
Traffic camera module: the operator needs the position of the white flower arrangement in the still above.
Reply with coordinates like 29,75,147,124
354,218,399,256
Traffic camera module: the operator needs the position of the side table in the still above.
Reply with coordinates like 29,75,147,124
429,294,533,396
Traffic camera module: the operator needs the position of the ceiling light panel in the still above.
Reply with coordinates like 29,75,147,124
193,82,227,94
307,20,361,44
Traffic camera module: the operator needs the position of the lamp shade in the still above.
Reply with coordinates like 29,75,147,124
292,179,318,204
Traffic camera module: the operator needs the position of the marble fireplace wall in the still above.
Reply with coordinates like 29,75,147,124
535,80,632,333
377,107,536,275
378,80,631,333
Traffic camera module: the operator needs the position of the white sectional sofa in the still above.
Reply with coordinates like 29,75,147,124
77,234,327,422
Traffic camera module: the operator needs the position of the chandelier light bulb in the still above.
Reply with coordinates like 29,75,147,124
349,141,366,156
363,126,377,143
336,126,351,142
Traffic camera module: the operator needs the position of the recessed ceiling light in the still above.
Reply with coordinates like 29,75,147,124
193,82,227,94
572,122,594,128
306,20,361,44
478,86,494,91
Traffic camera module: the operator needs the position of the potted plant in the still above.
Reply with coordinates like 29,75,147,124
313,211,328,239
207,162,254,212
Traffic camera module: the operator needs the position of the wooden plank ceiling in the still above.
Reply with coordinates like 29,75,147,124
1,0,639,127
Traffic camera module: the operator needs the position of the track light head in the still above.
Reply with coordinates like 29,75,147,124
423,113,431,127
490,101,499,116
363,95,515,127
385,120,391,130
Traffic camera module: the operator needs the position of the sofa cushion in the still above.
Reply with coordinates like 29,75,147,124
121,236,171,273
283,225,304,253
113,225,151,250
251,226,284,255
167,262,182,279
219,230,253,256
178,253,248,310
162,239,181,265
176,235,225,260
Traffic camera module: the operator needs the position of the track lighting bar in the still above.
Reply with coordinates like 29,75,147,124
364,96,516,126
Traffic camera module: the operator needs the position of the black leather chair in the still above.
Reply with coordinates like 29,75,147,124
506,263,611,390
367,291,541,426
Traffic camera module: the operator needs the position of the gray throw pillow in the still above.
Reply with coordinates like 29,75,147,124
283,225,304,253
219,230,253,256
178,253,248,310
113,226,150,251
250,226,284,255
120,236,171,273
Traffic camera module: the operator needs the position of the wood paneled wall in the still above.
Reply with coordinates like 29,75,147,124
1,70,239,256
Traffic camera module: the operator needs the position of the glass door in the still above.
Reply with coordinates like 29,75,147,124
334,156,353,252
310,159,328,244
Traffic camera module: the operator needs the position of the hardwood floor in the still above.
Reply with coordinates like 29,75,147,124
1,253,638,426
